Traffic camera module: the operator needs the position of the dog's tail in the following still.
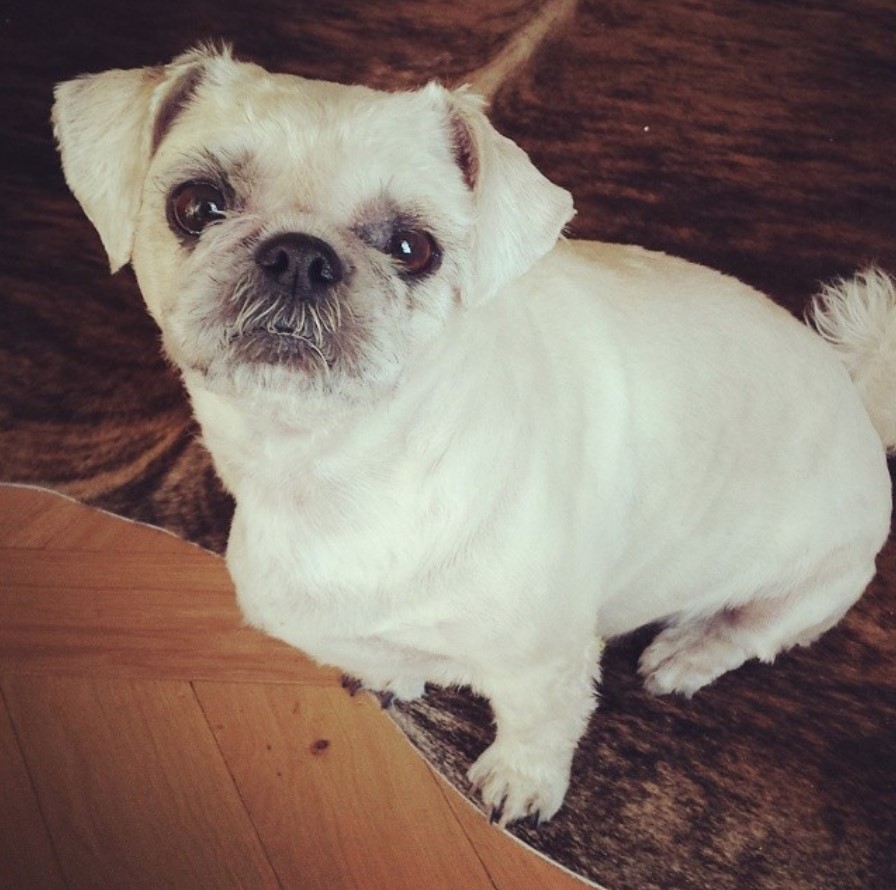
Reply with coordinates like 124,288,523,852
809,267,896,451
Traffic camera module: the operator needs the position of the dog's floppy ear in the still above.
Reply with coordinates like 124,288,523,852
438,86,575,303
52,45,228,272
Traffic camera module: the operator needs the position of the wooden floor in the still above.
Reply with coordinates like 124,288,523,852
0,485,588,889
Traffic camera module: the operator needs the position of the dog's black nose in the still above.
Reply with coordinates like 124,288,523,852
255,233,343,301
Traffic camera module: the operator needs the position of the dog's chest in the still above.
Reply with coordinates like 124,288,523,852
224,474,473,661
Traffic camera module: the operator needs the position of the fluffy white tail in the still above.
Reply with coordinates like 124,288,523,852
809,268,896,451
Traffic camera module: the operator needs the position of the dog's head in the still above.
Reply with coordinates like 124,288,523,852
53,45,573,406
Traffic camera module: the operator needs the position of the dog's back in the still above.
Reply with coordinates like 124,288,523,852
531,241,894,692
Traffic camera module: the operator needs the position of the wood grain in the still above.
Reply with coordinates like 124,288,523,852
0,486,185,552
195,682,496,890
2,674,280,889
0,691,66,890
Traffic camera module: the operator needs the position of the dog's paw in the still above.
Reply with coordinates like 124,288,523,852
339,674,425,708
468,740,570,828
639,619,747,697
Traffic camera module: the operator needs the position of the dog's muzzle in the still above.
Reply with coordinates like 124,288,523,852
221,232,350,369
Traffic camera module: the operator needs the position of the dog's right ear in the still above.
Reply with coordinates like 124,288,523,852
52,45,229,273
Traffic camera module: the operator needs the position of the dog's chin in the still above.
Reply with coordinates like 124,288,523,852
226,327,339,375
173,324,396,414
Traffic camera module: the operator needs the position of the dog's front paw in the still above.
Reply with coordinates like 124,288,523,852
468,740,570,828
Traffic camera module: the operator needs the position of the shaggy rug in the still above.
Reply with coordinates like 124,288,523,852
2,2,895,888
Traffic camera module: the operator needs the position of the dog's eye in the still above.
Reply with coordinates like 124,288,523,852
167,181,228,237
388,229,440,277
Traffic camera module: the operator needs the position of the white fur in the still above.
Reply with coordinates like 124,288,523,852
810,268,896,449
53,47,895,827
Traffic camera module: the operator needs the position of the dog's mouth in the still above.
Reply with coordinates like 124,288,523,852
228,327,330,367
220,282,352,372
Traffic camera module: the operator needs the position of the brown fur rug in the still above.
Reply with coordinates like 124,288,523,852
2,2,895,887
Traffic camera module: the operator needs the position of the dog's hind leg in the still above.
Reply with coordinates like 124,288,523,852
638,557,877,697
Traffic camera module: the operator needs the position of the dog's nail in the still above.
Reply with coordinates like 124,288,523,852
377,691,394,709
489,795,507,825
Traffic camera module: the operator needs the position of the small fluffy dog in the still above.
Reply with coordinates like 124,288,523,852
53,45,896,826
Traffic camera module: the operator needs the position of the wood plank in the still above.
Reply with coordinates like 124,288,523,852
1,546,234,590
2,675,280,890
0,581,334,683
195,682,496,890
0,690,66,890
0,486,73,547
0,485,183,552
0,486,81,548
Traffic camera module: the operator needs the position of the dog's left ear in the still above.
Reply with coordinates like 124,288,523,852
431,85,575,303
52,45,229,272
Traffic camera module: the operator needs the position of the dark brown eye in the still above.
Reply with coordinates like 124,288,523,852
388,229,440,277
167,181,228,237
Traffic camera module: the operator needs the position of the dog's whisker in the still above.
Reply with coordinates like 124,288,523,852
330,297,342,330
307,304,324,347
301,337,330,373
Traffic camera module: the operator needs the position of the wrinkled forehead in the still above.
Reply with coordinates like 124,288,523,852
153,67,465,221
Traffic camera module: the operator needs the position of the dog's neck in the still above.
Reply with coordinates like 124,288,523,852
190,371,469,504
184,295,535,512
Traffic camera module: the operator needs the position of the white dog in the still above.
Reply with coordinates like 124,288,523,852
53,45,895,826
